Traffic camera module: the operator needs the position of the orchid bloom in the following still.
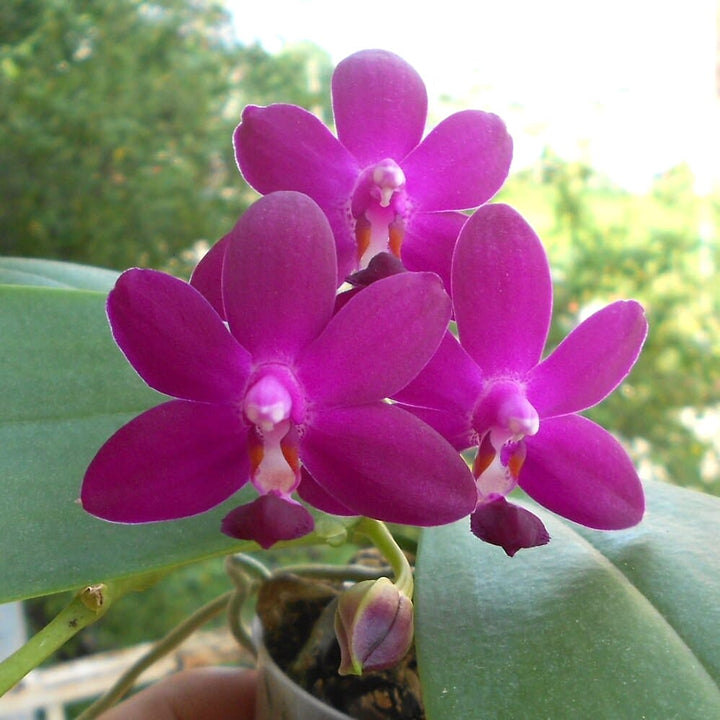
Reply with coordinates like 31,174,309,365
393,203,648,555
192,49,512,313
81,192,477,549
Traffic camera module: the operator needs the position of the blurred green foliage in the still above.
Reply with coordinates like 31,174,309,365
0,0,332,271
499,154,720,496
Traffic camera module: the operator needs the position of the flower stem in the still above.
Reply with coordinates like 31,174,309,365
353,518,414,599
280,563,391,581
76,590,233,719
0,579,143,695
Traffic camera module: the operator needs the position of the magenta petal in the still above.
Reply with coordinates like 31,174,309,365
392,404,475,452
401,210,468,292
402,110,512,211
300,404,477,525
393,332,484,416
235,108,359,279
332,49,427,166
189,233,230,319
452,204,552,374
81,400,249,522
520,415,645,530
527,300,648,417
108,269,251,403
299,272,450,407
221,495,314,549
470,497,550,556
234,104,358,205
297,468,357,517
223,192,337,361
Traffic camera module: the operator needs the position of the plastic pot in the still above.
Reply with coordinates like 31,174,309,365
253,618,352,720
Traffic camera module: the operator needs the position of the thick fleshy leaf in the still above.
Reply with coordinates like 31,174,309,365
108,268,251,403
300,403,476,525
520,414,644,529
235,104,358,205
401,210,468,292
393,332,483,415
332,49,427,167
470,496,550,556
416,479,720,719
527,300,648,417
189,233,230,318
82,400,250,522
223,192,337,362
453,203,552,374
221,495,314,549
298,272,451,407
0,256,118,290
402,110,512,211
0,282,259,603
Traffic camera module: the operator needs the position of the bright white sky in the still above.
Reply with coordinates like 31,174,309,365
227,0,719,192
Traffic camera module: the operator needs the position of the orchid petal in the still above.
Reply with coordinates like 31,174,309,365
391,404,475,452
527,300,648,417
298,272,450,407
336,251,408,312
189,233,230,319
332,49,427,166
520,415,645,530
401,210,468,292
452,204,552,374
221,494,314,549
393,331,484,416
234,104,358,205
301,404,476,525
108,269,251,403
223,192,337,362
470,497,550,556
402,110,512,211
297,468,357,517
81,400,249,522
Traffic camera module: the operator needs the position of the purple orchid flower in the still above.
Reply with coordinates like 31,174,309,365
191,49,512,312
393,203,648,556
81,192,477,549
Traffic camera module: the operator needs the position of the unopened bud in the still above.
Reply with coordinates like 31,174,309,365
334,577,414,676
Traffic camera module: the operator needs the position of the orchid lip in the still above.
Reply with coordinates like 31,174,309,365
470,380,537,504
243,364,305,497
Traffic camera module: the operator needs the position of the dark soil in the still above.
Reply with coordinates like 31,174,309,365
257,573,425,720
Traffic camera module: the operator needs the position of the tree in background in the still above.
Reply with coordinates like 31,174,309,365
0,0,332,270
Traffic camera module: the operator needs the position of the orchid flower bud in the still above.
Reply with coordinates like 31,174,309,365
334,577,414,676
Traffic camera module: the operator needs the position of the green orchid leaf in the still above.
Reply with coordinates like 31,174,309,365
416,479,720,719
0,256,120,290
0,283,257,603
